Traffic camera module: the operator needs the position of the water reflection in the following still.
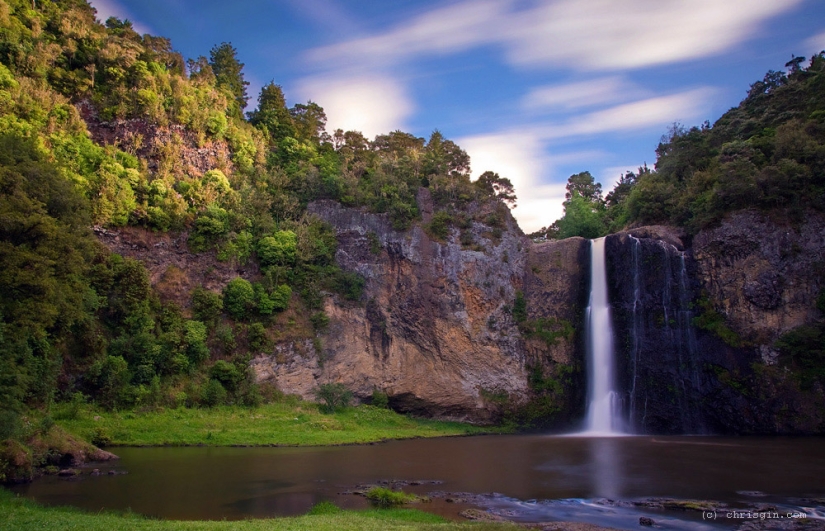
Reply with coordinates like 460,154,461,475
11,435,825,523
589,438,620,499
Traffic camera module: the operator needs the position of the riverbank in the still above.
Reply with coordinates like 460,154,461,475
52,401,506,447
0,489,521,531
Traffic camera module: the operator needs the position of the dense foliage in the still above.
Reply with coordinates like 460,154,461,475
0,0,516,439
534,53,825,239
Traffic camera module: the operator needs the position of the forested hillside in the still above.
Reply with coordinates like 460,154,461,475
538,53,825,239
0,0,517,433
1,0,824,449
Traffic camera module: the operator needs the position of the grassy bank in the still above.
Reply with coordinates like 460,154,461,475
52,401,505,447
0,489,518,531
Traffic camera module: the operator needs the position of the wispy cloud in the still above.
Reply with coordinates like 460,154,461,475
306,0,802,71
500,0,802,70
536,88,715,140
521,77,643,112
282,0,362,37
293,74,414,139
306,0,507,68
87,0,153,35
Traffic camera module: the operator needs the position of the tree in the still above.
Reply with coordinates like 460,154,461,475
555,191,606,239
257,230,297,268
209,42,249,115
248,82,295,142
476,171,517,207
222,277,255,319
564,171,602,202
290,102,328,144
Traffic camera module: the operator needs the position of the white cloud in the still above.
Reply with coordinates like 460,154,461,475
501,0,802,70
306,0,802,72
293,74,414,139
804,30,825,53
458,132,567,233
87,0,153,35
521,77,641,111
306,0,507,67
283,0,361,36
536,88,715,140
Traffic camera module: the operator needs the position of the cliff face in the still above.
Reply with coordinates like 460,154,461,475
96,193,823,431
251,194,588,422
606,212,825,434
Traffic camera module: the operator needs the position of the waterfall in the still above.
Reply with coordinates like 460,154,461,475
583,237,623,435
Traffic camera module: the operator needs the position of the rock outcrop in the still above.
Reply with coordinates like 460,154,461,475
606,211,825,434
250,194,588,423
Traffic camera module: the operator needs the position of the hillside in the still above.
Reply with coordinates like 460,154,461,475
1,0,824,464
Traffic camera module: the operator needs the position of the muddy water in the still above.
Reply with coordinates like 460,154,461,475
11,435,825,526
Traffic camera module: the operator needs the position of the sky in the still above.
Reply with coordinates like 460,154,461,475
88,0,825,233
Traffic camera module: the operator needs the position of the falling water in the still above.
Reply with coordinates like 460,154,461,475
583,237,623,435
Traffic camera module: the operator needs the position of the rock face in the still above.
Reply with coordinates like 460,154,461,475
606,211,825,434
251,194,588,422
77,99,233,178
95,185,823,431
94,226,261,311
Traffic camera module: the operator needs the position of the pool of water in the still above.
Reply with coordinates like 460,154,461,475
11,434,825,527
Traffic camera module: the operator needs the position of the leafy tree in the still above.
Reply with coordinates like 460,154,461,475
315,383,352,413
565,171,602,202
555,191,607,239
476,171,517,207
257,230,297,268
248,82,295,142
222,278,255,319
209,42,249,116
290,101,328,144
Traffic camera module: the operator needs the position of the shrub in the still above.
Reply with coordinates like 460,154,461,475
315,383,352,413
371,390,389,409
247,322,271,353
223,277,255,319
333,271,365,301
191,287,223,322
307,501,342,515
365,487,418,508
90,426,112,447
209,360,242,392
425,211,452,240
257,230,297,267
201,379,228,406
310,311,330,332
0,410,22,440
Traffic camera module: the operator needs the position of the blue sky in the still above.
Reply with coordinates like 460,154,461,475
89,0,825,232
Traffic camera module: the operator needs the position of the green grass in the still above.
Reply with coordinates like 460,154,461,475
52,401,506,447
0,490,519,531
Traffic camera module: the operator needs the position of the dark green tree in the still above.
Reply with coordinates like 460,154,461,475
248,82,295,142
290,101,328,144
564,171,602,202
209,42,249,115
476,171,517,207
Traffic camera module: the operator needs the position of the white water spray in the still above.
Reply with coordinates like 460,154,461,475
583,237,623,435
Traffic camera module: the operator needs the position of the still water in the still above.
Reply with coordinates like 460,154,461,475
11,435,825,527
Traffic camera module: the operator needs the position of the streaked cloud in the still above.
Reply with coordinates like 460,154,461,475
521,77,642,112
306,0,803,72
536,88,715,140
294,74,414,139
282,0,361,36
500,0,802,70
88,0,153,35
306,0,507,67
